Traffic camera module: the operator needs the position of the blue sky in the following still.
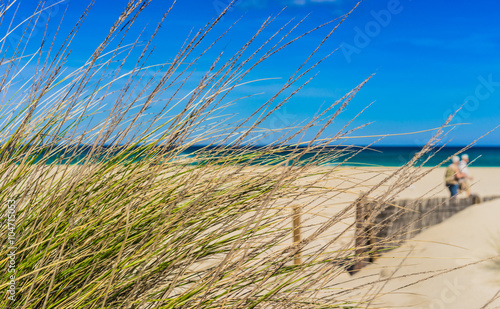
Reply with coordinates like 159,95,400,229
7,0,500,146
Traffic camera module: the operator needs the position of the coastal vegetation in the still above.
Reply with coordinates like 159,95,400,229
0,1,464,308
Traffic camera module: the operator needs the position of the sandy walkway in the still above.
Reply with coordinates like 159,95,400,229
334,197,500,308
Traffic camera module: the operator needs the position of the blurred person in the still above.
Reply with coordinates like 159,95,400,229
458,154,474,198
445,156,464,198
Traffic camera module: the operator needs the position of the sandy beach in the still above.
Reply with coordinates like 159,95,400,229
286,166,500,308
9,163,499,307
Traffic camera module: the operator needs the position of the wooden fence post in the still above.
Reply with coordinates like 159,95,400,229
292,205,302,265
351,195,372,273
472,194,482,205
367,201,378,263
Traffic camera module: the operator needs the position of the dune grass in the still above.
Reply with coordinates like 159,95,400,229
0,0,470,308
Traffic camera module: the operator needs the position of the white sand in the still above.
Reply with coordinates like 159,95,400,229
304,167,500,308
180,165,499,307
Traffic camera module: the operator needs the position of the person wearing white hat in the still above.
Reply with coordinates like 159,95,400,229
445,156,464,198
458,154,473,197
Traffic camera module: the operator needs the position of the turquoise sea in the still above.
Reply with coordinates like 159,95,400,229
24,145,500,167
321,146,500,167
183,146,500,167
